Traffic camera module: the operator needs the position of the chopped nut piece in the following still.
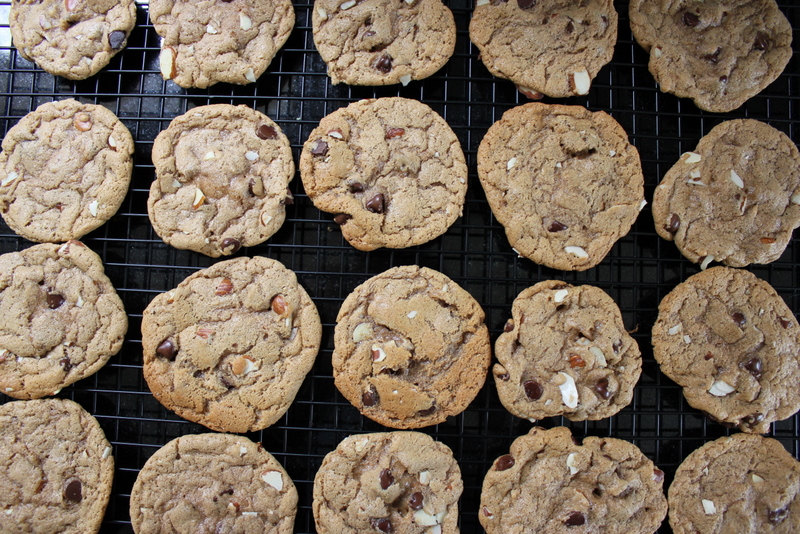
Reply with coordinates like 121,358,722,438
88,200,98,217
407,310,418,319
683,152,702,164
517,85,544,100
507,157,517,170
566,452,579,474
231,355,258,376
568,354,585,368
353,322,373,342
244,68,257,83
108,135,117,149
589,346,607,367
340,0,356,9
261,471,283,491
708,380,735,397
791,193,800,205
160,47,176,79
760,237,776,244
553,289,569,303
700,255,714,270
371,345,386,362
206,24,219,34
653,46,663,58
215,278,233,296
419,470,431,484
564,245,588,259
192,188,206,209
239,13,252,30
702,499,717,515
399,74,412,86
260,213,273,226
683,335,691,344
328,129,343,139
752,473,764,483
413,509,440,527
197,327,214,340
73,113,92,132
558,372,579,408
476,0,490,5
204,151,216,160
245,151,258,161
271,295,289,316
570,69,591,95
385,127,405,139
317,7,328,19
1,171,19,187
729,169,744,188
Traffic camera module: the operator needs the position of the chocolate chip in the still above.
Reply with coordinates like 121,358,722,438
221,488,234,495
409,492,424,510
732,312,746,327
594,378,611,399
666,213,680,234
349,182,365,193
283,188,294,205
719,75,728,83
523,379,543,400
311,139,329,156
548,220,568,232
257,124,278,140
375,54,393,73
495,454,515,471
47,293,65,309
157,339,177,360
366,193,385,213
371,518,392,533
221,237,241,254
754,31,770,51
742,357,762,379
64,479,82,503
108,30,126,50
59,358,73,372
379,468,394,489
682,11,699,27
741,413,764,427
702,48,721,64
385,127,405,139
565,512,585,526
503,319,514,332
333,213,351,225
417,405,436,416
653,469,665,483
362,387,378,406
769,506,789,524
517,0,535,8
566,20,574,33
779,317,793,329
704,352,714,360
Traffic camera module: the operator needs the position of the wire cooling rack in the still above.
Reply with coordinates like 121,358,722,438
0,1,798,532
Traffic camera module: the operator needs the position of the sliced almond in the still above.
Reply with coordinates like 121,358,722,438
239,13,252,31
700,255,714,270
88,200,98,217
589,346,607,367
328,129,343,139
667,324,681,335
102,446,112,459
353,322,373,342
729,169,744,188
271,295,289,316
2,171,19,187
340,0,356,9
701,499,716,515
261,471,283,491
160,47,176,79
653,46,663,58
476,0,490,5
419,470,431,484
108,135,117,149
206,24,219,34
260,212,273,226
752,473,764,483
566,452,579,475
244,68,257,83
73,113,92,132
192,188,206,209
564,245,588,259
245,151,259,161
506,157,517,170
553,289,569,303
204,151,216,160
558,372,579,408
571,69,591,95
413,509,440,527
407,310,418,319
317,7,328,19
708,380,735,397
399,74,412,86
683,152,702,164
791,193,800,205
683,335,692,344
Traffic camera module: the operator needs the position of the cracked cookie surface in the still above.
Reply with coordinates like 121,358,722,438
333,266,490,428
0,99,134,243
300,97,468,251
151,0,295,89
494,281,641,422
0,241,127,400
652,119,800,268
148,104,295,258
652,266,800,434
130,433,297,534
0,398,114,534
141,256,321,433
629,0,792,113
469,0,617,98
480,426,668,534
313,431,462,534
477,103,644,271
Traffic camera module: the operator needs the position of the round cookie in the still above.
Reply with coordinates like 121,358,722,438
0,398,114,534
313,431,462,534
480,426,668,533
629,0,793,113
300,98,468,251
0,240,128,400
10,0,136,80
333,266,490,428
668,433,800,533
494,281,641,422
469,0,617,99
652,119,800,268
0,99,135,243
311,0,456,86
151,0,295,88
141,256,321,433
652,266,800,434
148,104,295,258
130,433,297,534
477,102,645,271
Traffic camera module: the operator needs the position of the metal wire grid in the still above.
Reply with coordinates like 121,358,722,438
0,1,799,532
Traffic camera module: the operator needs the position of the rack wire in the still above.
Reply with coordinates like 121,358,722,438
0,1,798,532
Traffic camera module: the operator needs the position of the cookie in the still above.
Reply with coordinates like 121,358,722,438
313,431,462,534
151,0,295,88
10,0,136,80
494,281,641,422
652,266,800,434
668,433,800,533
0,398,114,534
141,256,321,433
629,0,793,113
0,240,128,400
130,433,297,534
480,426,668,533
333,266,491,428
300,97,468,251
0,99,135,243
148,104,295,258
311,0,456,86
469,0,617,99
477,102,645,271
652,119,800,268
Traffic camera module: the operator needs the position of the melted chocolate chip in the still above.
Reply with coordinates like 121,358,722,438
409,491,424,510
732,312,746,327
362,388,378,406
221,488,234,495
108,30,126,50
64,479,82,503
503,319,514,332
594,378,611,399
333,213,351,225
754,31,770,51
311,139,329,156
59,358,73,372
257,124,278,139
702,48,721,64
517,0,535,8
769,506,789,524
283,188,294,205
47,293,65,309
418,405,437,416
157,339,177,360
704,352,714,360
379,468,394,489
682,11,699,27
566,21,574,33
366,193,385,213
719,75,728,83
221,237,241,254
375,54,393,73
349,182,365,193
653,469,665,483
523,379,543,400
565,512,585,526
743,357,762,379
666,213,680,234
371,518,392,533
741,413,764,427
548,220,568,232
495,454,515,471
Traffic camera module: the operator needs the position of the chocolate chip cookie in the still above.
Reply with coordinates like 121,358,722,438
148,104,295,258
0,398,114,534
629,0,793,113
130,433,297,534
469,0,617,99
151,0,295,88
480,426,668,533
0,99,135,243
477,102,645,271
141,256,321,433
333,266,490,428
10,0,136,80
312,0,456,86
652,266,800,434
652,119,800,268
494,281,641,422
313,431,462,534
0,241,128,400
300,97,468,251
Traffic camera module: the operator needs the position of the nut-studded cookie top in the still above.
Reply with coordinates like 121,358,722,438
652,119,800,268
469,0,617,98
10,0,136,80
0,99,134,243
300,98,468,251
130,433,298,534
477,103,644,271
668,433,800,533
312,0,456,86
480,426,668,534
333,266,490,428
151,0,295,88
148,104,295,258
141,256,321,433
652,266,800,434
0,241,127,400
629,0,792,113
0,398,114,534
494,281,641,422
313,431,463,534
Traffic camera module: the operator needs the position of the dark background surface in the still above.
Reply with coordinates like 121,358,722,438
0,1,799,532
